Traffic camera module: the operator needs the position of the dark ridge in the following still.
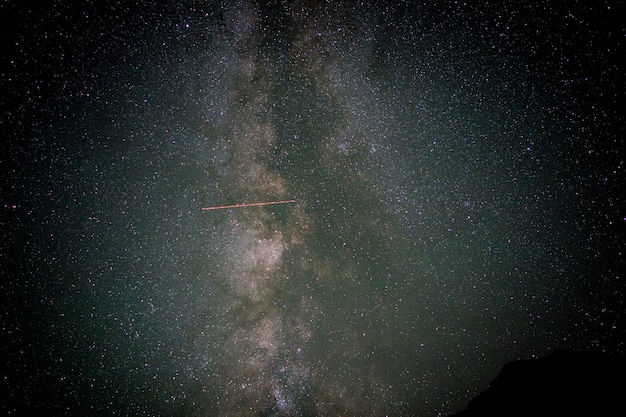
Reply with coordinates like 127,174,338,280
449,350,626,417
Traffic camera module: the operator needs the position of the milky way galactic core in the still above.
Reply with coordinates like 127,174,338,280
1,1,624,416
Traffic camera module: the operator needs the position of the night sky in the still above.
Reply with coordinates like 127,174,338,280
1,1,624,416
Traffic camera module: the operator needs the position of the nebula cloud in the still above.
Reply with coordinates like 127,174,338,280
6,1,622,416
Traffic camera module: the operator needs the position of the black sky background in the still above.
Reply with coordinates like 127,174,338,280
2,1,625,416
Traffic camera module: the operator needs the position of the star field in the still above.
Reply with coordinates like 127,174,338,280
1,1,624,416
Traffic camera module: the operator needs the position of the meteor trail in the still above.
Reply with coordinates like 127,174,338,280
202,199,296,211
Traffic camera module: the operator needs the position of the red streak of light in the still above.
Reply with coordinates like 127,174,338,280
202,199,296,211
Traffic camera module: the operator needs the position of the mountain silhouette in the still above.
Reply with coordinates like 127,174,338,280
449,350,626,417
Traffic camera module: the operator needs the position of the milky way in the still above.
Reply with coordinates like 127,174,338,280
2,1,624,416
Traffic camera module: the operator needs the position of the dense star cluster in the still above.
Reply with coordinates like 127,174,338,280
1,1,624,416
